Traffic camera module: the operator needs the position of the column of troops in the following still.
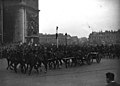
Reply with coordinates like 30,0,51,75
0,43,120,75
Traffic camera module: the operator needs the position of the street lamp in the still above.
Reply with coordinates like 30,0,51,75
65,33,67,46
56,26,58,48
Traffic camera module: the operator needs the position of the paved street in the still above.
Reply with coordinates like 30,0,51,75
0,58,120,86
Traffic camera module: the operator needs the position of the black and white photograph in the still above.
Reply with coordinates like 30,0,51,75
0,0,120,86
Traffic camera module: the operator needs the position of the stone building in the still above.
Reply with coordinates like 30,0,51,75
78,37,88,45
0,0,39,44
89,30,120,45
39,33,79,45
0,0,3,44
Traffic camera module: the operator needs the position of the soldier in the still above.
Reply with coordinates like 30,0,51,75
106,72,120,86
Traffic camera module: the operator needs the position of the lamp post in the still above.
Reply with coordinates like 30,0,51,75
65,33,67,46
56,26,58,48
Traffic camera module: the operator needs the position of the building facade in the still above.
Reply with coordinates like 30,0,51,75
0,0,39,44
78,37,88,45
39,33,79,45
89,30,120,45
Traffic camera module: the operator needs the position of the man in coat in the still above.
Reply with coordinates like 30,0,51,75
106,72,120,86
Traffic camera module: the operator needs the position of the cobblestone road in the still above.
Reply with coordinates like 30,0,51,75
0,58,120,86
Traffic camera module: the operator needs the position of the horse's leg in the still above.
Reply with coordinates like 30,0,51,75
58,59,62,68
54,60,56,69
34,64,39,74
14,63,18,73
22,63,26,74
25,63,29,73
6,59,10,70
8,61,14,70
43,61,47,73
59,59,62,66
56,60,59,69
48,60,51,70
28,64,33,75
57,59,61,69
63,59,67,68
20,63,24,73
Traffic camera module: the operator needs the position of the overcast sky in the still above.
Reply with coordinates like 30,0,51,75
39,0,120,38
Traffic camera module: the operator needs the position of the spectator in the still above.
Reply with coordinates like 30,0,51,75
106,72,120,86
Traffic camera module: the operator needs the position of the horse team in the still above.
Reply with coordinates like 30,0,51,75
1,43,120,75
